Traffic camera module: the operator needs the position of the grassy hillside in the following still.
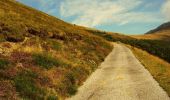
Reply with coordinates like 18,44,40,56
131,30,170,40
132,22,170,40
0,0,112,99
85,28,134,41
146,22,170,34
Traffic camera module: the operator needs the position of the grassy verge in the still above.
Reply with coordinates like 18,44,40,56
128,45,170,96
122,39,170,63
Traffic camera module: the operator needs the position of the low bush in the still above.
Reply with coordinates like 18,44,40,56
56,66,89,97
47,95,58,100
32,53,61,69
0,59,10,69
0,80,17,100
121,39,170,63
67,85,77,96
13,70,46,100
56,79,77,97
0,23,25,42
56,71,78,97
47,39,62,51
5,33,25,42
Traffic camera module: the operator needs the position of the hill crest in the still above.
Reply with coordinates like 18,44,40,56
146,22,170,34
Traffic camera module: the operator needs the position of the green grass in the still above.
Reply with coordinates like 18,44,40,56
32,53,61,69
47,95,58,100
14,70,46,100
56,66,90,97
0,59,10,69
56,78,78,97
47,39,62,50
51,41,62,50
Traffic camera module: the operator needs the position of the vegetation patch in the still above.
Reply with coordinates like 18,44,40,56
0,80,17,99
13,70,46,100
47,39,62,51
55,66,90,97
56,77,78,97
121,39,170,63
32,53,61,69
47,95,58,100
0,59,10,69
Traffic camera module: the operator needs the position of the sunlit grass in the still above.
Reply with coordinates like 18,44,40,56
129,45,170,96
32,53,61,69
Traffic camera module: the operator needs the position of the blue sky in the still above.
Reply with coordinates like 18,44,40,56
16,0,170,34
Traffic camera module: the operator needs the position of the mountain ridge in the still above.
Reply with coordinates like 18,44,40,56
146,22,170,34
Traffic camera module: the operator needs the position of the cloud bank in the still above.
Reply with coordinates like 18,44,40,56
162,0,170,21
60,0,161,27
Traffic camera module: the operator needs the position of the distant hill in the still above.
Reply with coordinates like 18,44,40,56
146,22,170,34
0,0,113,99
131,22,170,40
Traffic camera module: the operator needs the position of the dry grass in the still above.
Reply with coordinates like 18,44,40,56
128,45,170,96
0,0,113,99
131,30,170,40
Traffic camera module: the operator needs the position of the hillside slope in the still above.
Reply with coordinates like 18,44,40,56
0,0,112,99
146,22,170,34
132,22,170,40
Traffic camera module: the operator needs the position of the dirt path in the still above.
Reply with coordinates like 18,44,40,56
67,43,170,100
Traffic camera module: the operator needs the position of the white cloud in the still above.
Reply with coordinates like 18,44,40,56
60,0,161,27
162,0,170,21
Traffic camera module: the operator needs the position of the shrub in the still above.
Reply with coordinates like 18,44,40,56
56,79,77,97
51,41,62,50
0,80,17,100
32,53,60,69
121,39,170,63
45,39,62,50
47,95,58,100
0,59,10,69
5,34,25,42
2,24,25,42
67,85,77,95
47,39,62,51
13,70,46,100
0,35,6,42
56,71,78,97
